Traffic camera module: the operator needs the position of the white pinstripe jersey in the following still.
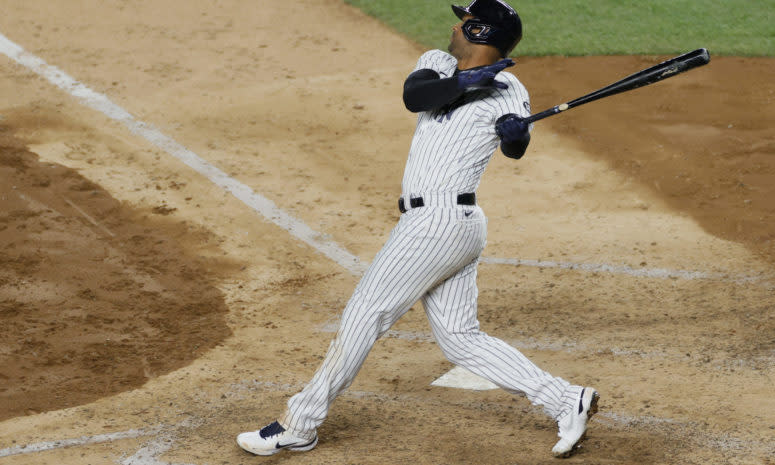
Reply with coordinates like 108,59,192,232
402,49,532,196
278,57,582,443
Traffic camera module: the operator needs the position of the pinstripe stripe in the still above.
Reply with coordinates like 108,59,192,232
278,50,583,438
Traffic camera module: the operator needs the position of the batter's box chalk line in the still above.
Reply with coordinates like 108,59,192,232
0,427,163,459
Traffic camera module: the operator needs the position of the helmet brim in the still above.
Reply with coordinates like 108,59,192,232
452,5,470,20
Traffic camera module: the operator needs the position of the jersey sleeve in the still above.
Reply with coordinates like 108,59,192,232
412,49,458,78
486,73,532,158
492,72,531,119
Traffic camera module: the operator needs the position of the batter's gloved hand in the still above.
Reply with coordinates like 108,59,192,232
495,114,529,143
457,58,514,90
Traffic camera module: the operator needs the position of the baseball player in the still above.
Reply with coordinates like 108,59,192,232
237,0,599,458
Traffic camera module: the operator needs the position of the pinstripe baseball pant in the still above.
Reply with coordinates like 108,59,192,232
280,195,581,439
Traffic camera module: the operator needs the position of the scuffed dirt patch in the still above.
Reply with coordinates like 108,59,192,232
0,122,234,420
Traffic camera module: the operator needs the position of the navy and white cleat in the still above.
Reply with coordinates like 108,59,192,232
552,387,600,458
237,421,318,456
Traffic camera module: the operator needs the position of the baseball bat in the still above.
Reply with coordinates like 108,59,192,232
524,48,710,124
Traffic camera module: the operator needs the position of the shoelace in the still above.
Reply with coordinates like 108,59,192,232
259,421,286,439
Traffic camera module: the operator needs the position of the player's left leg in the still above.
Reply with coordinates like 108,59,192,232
421,260,598,456
238,206,488,455
277,209,481,438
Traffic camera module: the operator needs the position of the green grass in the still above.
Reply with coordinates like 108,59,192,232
344,0,775,56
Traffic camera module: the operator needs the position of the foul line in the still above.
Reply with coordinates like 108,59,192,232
0,32,367,277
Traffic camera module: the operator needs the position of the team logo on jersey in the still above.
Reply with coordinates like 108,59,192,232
523,101,531,113
432,91,489,123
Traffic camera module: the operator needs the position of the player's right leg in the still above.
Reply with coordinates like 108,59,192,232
421,261,598,457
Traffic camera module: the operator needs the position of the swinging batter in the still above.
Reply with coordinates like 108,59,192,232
237,0,599,458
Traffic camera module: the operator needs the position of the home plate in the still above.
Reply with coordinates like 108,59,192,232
431,367,499,390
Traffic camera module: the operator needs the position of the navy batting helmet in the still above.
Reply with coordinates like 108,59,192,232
452,0,523,57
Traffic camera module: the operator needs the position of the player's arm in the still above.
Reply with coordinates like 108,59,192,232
403,59,513,113
402,69,463,112
495,114,531,159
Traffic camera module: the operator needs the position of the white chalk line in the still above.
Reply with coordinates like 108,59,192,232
318,317,774,371
0,426,162,458
119,418,202,465
1,30,771,463
480,256,770,284
0,426,194,464
63,197,116,237
0,32,367,277
0,419,201,463
120,436,181,465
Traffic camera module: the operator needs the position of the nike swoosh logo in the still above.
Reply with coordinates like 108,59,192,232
464,211,473,217
276,438,315,449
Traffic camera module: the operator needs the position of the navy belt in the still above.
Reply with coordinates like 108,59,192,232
398,193,476,213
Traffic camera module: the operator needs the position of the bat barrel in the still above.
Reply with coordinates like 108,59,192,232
524,48,710,124
567,48,710,107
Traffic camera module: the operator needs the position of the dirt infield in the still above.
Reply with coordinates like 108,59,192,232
1,1,774,464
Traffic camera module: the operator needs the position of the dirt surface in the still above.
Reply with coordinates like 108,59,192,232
0,1,773,464
525,54,775,264
0,125,234,421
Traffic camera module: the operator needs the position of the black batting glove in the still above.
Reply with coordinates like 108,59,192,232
457,58,514,90
495,114,529,143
